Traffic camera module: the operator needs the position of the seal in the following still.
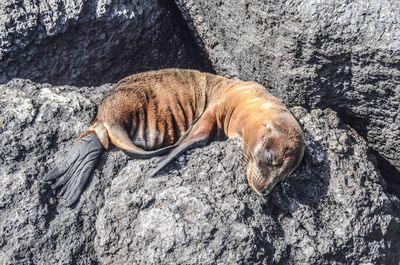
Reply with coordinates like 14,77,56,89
44,69,305,206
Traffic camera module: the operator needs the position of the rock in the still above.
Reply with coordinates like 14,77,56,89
175,0,400,170
0,79,119,264
1,80,399,264
0,0,212,86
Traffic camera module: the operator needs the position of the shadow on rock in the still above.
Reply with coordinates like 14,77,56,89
0,0,212,86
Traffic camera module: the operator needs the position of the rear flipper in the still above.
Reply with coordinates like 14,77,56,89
106,124,178,159
43,133,104,206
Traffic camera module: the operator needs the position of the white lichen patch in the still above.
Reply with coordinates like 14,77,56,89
38,87,91,107
0,86,35,128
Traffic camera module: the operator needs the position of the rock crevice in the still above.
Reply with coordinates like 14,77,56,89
0,0,212,86
174,0,400,172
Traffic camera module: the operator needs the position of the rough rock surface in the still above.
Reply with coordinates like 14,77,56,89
0,0,212,86
1,80,399,264
175,0,400,170
0,79,116,264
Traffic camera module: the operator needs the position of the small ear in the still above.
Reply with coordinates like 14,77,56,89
264,123,274,131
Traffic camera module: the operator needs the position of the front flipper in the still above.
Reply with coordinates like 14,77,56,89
148,110,217,177
43,133,104,206
148,135,209,177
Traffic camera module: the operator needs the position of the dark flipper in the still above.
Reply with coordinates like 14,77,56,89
43,133,105,206
148,134,208,178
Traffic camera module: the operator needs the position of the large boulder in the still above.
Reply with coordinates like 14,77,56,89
0,0,212,86
174,0,400,171
1,80,399,264
0,79,114,264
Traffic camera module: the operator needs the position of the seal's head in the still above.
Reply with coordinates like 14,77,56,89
245,113,305,196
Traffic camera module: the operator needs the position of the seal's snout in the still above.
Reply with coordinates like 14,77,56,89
259,187,271,196
247,161,285,197
251,180,273,197
250,184,266,196
247,164,269,196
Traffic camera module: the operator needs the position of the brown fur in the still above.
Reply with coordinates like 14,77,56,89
83,69,305,195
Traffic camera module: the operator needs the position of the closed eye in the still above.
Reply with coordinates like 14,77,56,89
264,151,273,164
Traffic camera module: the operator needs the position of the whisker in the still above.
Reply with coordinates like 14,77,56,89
249,162,263,181
242,141,257,161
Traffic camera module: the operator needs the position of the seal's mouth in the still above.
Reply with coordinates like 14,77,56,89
250,184,272,196
259,186,272,196
247,164,269,196
248,167,283,197
251,187,264,196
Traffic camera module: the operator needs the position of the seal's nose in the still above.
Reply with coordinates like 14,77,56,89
260,188,270,196
250,183,270,196
247,166,271,196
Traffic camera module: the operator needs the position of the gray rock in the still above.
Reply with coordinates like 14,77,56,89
0,79,118,264
175,0,400,170
1,80,399,264
0,0,212,86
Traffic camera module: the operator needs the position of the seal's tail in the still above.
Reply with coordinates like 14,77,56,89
43,133,105,206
